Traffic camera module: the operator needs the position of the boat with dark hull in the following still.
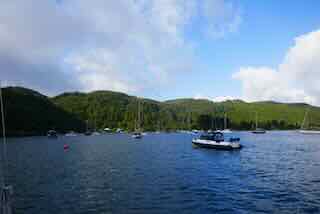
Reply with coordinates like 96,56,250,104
252,128,266,134
192,132,241,150
47,130,58,138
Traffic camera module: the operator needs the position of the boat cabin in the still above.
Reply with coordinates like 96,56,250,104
200,132,224,142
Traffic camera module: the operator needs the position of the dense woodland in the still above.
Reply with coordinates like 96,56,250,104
1,87,320,137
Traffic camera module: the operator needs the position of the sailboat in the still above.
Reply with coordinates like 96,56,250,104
132,98,143,139
0,83,13,214
220,112,232,133
84,120,92,136
252,111,266,134
299,109,320,134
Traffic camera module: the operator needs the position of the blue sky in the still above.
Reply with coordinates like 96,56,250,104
168,0,320,101
2,0,320,104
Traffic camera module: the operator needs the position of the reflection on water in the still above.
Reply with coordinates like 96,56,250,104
5,131,320,213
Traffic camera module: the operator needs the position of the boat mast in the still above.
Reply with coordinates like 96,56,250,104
137,98,141,132
224,112,227,130
255,111,258,129
301,109,309,130
0,81,13,214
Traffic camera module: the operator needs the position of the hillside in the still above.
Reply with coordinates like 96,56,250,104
53,90,320,131
2,86,320,136
0,87,85,136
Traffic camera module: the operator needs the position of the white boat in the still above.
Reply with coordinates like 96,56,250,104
220,129,232,133
192,132,241,150
65,131,77,137
104,127,112,132
252,112,266,134
132,132,142,139
299,108,320,134
92,131,101,136
221,113,233,133
299,130,320,134
132,98,143,139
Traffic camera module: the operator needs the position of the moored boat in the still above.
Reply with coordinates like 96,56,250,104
192,132,241,150
132,98,143,139
132,132,142,139
47,130,58,138
65,131,77,137
299,108,320,134
299,130,320,134
252,112,266,134
252,128,266,134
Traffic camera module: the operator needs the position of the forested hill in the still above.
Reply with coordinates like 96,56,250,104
52,90,320,131
0,87,85,136
1,86,320,136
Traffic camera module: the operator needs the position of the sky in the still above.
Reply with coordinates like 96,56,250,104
1,0,320,105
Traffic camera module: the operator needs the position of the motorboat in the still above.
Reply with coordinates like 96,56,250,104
299,130,320,134
65,131,77,137
192,132,241,150
132,132,142,139
47,130,58,138
252,128,266,134
84,131,92,136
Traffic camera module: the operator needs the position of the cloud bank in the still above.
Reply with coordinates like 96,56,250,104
233,29,320,106
0,0,241,96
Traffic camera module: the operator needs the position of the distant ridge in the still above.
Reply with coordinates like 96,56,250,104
1,86,320,136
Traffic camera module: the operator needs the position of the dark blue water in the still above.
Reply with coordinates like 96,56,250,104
4,131,320,213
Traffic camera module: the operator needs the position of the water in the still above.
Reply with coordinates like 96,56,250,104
3,131,320,213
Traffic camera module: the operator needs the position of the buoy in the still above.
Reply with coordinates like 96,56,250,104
63,144,69,150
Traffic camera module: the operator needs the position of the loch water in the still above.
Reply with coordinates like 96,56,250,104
4,131,320,213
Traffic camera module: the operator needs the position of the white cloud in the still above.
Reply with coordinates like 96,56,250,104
194,94,235,102
211,96,235,102
233,29,320,106
0,0,241,95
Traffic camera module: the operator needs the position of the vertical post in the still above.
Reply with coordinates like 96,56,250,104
0,82,7,186
0,82,12,214
255,111,258,129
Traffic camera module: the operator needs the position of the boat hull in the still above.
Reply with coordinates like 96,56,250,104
299,130,320,134
192,140,241,150
252,130,266,134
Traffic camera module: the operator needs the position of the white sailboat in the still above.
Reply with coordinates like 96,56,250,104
252,111,266,134
220,112,232,133
132,98,143,139
299,108,320,134
0,82,13,214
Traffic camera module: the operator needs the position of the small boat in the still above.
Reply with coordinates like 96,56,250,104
192,132,241,150
132,132,142,139
221,113,233,133
63,144,69,150
299,108,320,134
84,131,92,136
47,130,58,138
299,130,320,134
252,112,266,134
220,129,232,133
65,131,77,137
132,98,143,139
104,128,112,133
92,131,101,136
252,128,266,134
